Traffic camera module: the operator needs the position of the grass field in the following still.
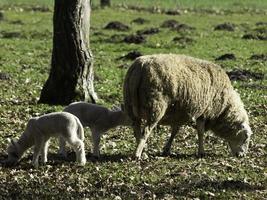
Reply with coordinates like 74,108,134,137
0,0,266,199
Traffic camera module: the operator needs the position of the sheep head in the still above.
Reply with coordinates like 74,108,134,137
6,139,20,166
228,122,252,157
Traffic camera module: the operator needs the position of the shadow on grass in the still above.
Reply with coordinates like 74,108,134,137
0,151,131,169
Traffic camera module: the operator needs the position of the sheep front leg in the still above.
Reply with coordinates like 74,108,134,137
162,125,180,156
67,138,86,165
91,130,101,158
196,119,205,157
32,139,44,168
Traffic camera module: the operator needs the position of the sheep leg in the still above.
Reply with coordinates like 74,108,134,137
135,122,158,159
162,125,180,156
58,136,67,158
196,119,205,157
133,120,142,144
67,136,86,165
32,138,44,168
41,139,50,164
91,130,101,158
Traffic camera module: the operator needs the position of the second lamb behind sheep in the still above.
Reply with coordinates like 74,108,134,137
62,102,132,158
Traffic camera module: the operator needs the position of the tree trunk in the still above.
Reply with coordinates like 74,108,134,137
39,0,97,105
100,0,111,8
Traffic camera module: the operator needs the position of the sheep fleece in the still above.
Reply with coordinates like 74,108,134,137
123,54,248,135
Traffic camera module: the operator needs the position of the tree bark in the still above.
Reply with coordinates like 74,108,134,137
39,0,97,105
100,0,111,8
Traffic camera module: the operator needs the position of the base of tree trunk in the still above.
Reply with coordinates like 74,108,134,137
38,0,97,105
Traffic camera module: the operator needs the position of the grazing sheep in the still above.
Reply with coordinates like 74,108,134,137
6,112,86,168
123,54,252,159
62,102,132,158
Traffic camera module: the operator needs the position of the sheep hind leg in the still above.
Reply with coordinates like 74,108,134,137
135,108,166,159
41,139,50,164
58,136,67,158
67,137,86,165
196,119,205,157
135,124,157,159
162,125,180,156
133,119,142,144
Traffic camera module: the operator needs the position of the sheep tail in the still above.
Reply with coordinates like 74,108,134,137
124,60,142,119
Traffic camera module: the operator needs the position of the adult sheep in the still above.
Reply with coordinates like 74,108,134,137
123,54,252,159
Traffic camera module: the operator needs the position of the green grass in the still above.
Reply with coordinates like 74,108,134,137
1,0,267,10
0,1,266,199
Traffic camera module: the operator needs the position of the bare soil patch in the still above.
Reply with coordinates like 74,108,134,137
172,24,195,32
165,9,181,15
161,19,180,28
215,53,236,61
0,31,23,39
173,36,195,46
227,69,264,81
118,50,143,60
131,18,149,24
214,23,236,31
123,34,146,44
250,54,267,61
137,27,160,35
104,21,130,31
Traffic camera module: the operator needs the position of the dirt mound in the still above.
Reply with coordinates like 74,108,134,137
123,34,146,44
165,9,181,15
250,54,267,61
254,27,267,34
173,24,195,32
0,72,11,80
173,36,194,46
214,23,236,31
242,33,267,40
118,50,143,60
104,21,130,31
0,31,23,39
161,19,180,28
227,69,264,81
137,27,160,35
215,53,236,61
256,22,267,26
131,18,149,24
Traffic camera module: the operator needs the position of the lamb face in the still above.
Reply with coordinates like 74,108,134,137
227,122,252,157
6,140,20,166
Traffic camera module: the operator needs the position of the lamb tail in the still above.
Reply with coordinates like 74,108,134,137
75,117,85,141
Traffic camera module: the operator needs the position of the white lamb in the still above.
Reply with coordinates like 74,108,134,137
6,112,86,168
62,102,132,158
123,54,253,159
